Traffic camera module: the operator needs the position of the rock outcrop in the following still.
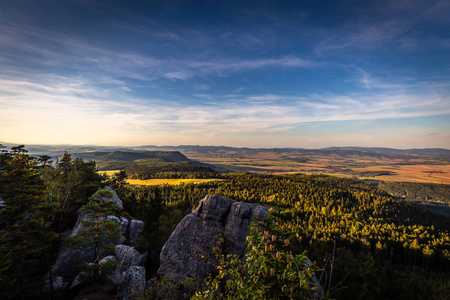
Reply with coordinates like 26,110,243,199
44,187,146,298
117,266,146,300
158,194,268,282
115,245,148,281
103,186,123,209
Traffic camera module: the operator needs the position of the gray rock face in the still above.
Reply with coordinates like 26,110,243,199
158,194,267,282
106,215,144,244
100,256,121,285
104,186,123,209
116,266,146,300
115,245,148,277
45,187,146,297
129,219,145,244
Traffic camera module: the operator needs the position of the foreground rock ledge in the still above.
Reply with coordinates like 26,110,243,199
158,194,268,282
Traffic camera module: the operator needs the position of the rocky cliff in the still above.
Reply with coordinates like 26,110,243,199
158,194,268,282
44,187,146,299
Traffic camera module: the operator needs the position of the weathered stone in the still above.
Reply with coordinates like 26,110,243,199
115,245,147,276
129,219,145,244
101,255,122,285
0,197,5,226
116,266,146,300
225,202,263,257
105,216,144,245
158,194,268,282
104,186,123,209
50,228,95,282
45,187,146,297
70,256,120,289
107,215,129,244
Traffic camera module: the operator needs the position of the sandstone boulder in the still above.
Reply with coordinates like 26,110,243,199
116,266,146,300
104,186,123,209
115,245,148,277
158,194,267,282
129,219,145,244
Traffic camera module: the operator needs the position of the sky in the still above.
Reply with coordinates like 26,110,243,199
0,0,449,149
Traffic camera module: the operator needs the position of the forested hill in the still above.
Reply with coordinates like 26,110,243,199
73,150,190,163
70,150,216,174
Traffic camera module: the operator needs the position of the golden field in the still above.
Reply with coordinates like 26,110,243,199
181,149,450,185
100,170,221,186
101,170,122,177
126,178,221,186
100,151,450,185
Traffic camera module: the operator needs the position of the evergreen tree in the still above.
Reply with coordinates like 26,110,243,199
66,189,121,284
0,146,58,299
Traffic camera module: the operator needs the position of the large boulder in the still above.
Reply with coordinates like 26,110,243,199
129,219,145,244
116,266,146,300
115,245,148,277
104,186,123,209
158,194,267,282
106,216,144,244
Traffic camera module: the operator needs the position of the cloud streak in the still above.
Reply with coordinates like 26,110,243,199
2,71,449,146
0,17,316,84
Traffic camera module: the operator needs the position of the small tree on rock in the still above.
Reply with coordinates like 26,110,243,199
67,189,121,284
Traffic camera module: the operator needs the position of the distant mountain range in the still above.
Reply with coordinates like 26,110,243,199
1,142,450,156
322,147,450,155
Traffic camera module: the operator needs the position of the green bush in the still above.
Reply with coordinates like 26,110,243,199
193,216,323,300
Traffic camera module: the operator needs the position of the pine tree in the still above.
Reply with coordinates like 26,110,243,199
66,189,121,284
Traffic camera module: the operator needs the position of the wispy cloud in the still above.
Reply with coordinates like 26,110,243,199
0,17,316,84
314,0,449,55
315,20,413,55
2,70,449,145
357,69,407,90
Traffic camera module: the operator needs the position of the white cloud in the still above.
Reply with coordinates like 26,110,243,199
1,70,449,146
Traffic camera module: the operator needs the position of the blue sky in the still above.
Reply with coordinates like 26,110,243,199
1,0,449,148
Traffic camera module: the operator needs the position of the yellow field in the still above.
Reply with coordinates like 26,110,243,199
99,170,221,186
126,178,221,186
182,150,450,185
101,170,122,177
352,165,450,184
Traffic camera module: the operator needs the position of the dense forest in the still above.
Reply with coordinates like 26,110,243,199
365,180,450,216
114,173,450,299
0,145,104,299
1,145,449,299
370,180,450,204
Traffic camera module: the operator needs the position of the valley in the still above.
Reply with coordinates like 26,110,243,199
176,147,450,184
